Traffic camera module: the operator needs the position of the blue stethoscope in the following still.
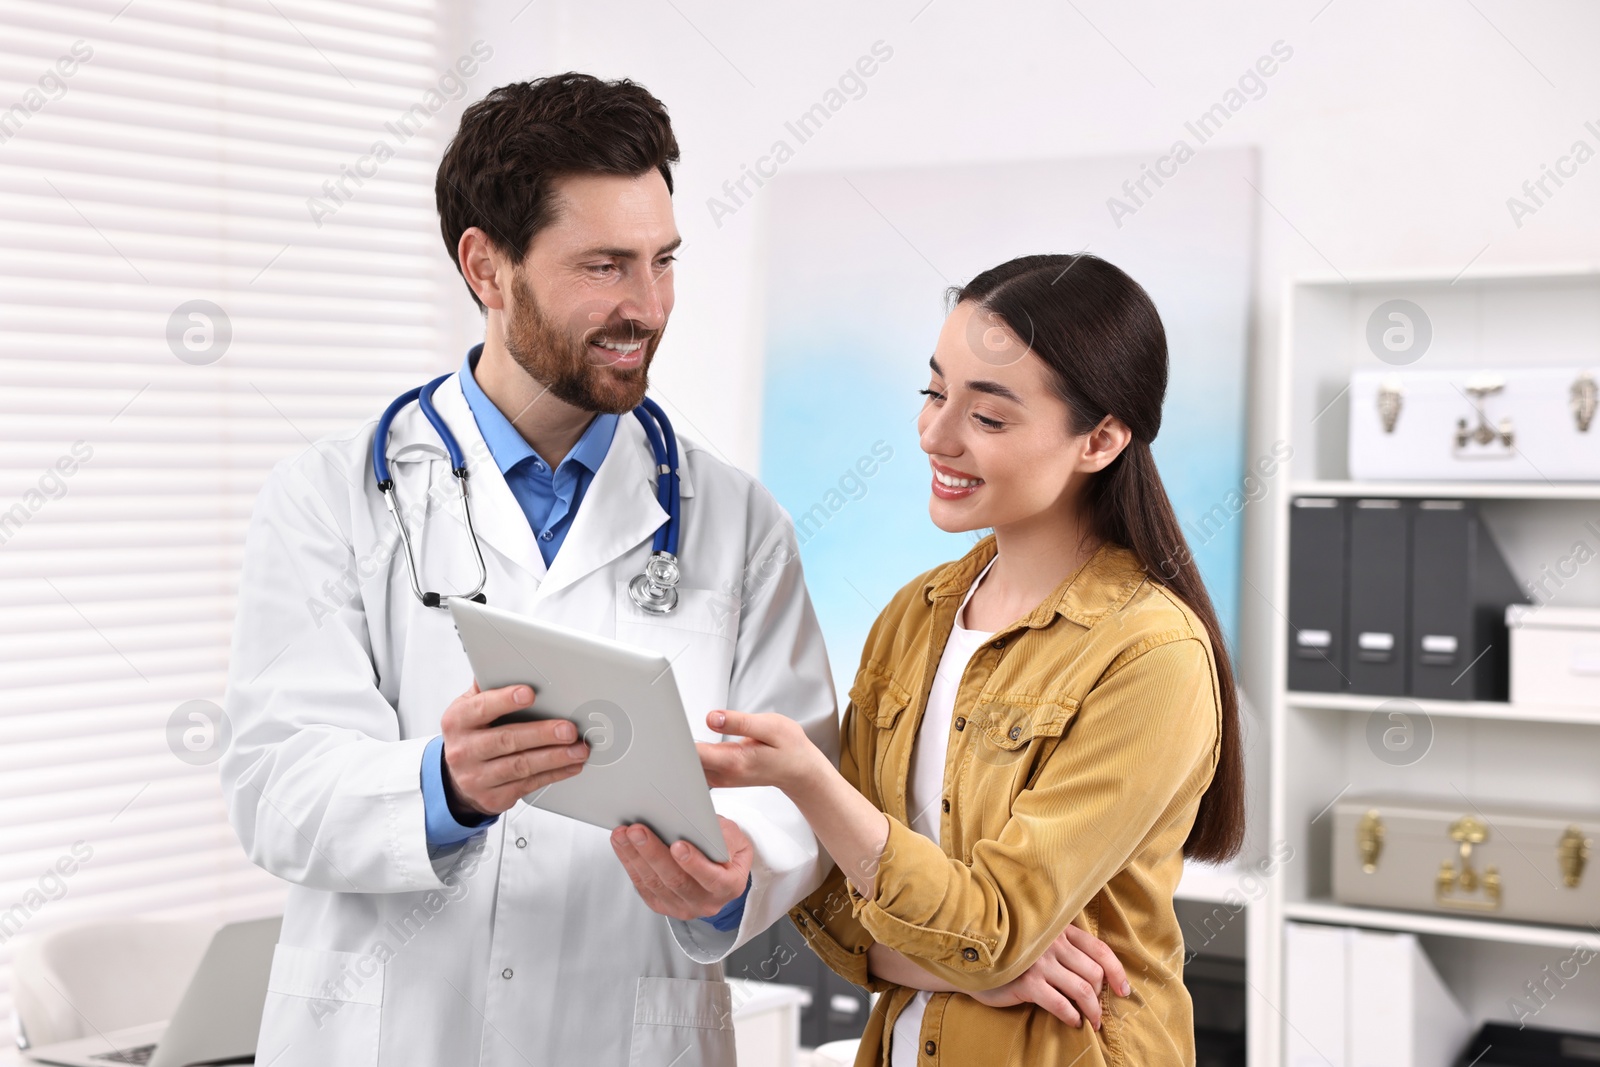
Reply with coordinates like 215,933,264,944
372,373,683,614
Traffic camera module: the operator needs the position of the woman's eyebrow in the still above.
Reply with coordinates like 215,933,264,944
968,379,1024,404
928,355,1025,405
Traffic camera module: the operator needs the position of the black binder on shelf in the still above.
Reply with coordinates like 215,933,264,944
1455,1022,1600,1066
1287,497,1348,692
1409,500,1528,701
1346,499,1411,696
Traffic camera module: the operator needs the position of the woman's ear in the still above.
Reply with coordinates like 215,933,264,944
1077,415,1134,474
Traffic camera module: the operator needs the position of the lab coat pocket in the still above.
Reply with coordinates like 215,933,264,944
627,975,736,1067
258,943,382,1066
616,581,740,740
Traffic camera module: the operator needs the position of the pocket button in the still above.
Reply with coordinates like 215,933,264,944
1008,725,1022,741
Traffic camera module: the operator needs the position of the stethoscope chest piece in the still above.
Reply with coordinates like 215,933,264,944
628,551,681,615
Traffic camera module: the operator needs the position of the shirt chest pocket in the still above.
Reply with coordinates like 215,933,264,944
846,670,915,728
846,672,915,798
959,697,1080,813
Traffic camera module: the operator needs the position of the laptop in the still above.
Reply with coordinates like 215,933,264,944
23,916,281,1067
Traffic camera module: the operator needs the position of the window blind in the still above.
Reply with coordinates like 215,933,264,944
0,0,463,1035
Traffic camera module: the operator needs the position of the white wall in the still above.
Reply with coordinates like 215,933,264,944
456,0,1600,757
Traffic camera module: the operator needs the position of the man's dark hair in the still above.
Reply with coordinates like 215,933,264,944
435,73,679,309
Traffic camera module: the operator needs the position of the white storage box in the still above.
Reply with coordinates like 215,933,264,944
1507,604,1600,708
1285,923,1471,1067
728,979,808,1067
1348,366,1600,481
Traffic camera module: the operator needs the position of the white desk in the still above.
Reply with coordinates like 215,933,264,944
2,985,813,1067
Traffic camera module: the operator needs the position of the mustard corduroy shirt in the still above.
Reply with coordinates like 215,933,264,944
789,535,1223,1067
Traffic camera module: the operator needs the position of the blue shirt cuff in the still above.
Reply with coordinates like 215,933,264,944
704,873,752,933
421,734,497,847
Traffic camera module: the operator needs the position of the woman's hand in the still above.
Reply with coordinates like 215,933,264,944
967,925,1132,1031
698,709,888,898
696,709,831,793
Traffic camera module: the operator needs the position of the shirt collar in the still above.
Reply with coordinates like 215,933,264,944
924,535,1148,629
460,343,619,477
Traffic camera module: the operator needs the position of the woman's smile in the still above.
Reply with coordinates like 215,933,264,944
930,457,985,499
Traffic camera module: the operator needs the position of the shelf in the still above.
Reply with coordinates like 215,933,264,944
1285,898,1600,950
1287,690,1600,726
1290,480,1600,501
1287,263,1600,288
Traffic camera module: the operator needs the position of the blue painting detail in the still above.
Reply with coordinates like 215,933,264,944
756,155,1255,698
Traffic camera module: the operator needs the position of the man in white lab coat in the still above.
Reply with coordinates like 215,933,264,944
220,73,838,1066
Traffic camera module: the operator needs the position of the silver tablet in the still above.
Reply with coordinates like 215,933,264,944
447,598,729,864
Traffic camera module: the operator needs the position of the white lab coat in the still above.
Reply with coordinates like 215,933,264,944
220,371,839,1066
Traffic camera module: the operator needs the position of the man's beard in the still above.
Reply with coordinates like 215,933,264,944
503,271,660,415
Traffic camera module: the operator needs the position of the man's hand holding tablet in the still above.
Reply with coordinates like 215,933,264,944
439,680,590,820
608,816,754,922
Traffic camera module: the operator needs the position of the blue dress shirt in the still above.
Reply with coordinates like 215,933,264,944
457,343,620,568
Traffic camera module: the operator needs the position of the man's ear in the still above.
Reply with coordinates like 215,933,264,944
458,227,509,311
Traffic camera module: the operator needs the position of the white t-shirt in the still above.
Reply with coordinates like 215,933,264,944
890,558,997,1067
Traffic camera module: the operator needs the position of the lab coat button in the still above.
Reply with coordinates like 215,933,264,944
961,947,978,962
501,968,513,979
515,836,527,848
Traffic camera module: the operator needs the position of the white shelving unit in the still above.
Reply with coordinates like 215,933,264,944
1290,480,1600,501
1283,900,1600,953
1289,690,1600,728
1258,268,1600,1064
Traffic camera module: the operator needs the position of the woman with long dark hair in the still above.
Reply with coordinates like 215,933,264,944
698,253,1245,1065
